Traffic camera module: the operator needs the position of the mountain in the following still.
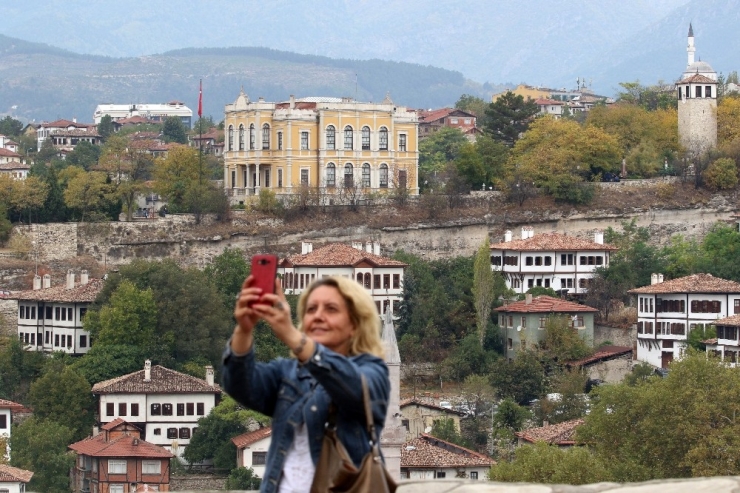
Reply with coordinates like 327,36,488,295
0,36,499,123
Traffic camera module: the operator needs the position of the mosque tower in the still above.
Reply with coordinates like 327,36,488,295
677,23,717,154
379,308,405,482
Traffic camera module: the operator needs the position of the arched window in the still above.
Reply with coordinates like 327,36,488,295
262,124,270,149
357,273,363,284
364,273,371,289
344,126,353,150
326,163,336,187
326,125,336,150
379,163,389,188
362,126,370,150
228,125,234,151
249,124,256,150
344,163,354,187
379,127,388,150
362,163,371,188
238,124,245,151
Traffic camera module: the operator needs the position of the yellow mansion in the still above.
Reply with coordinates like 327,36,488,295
223,93,419,204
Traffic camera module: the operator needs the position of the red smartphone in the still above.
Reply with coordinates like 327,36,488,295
249,254,278,306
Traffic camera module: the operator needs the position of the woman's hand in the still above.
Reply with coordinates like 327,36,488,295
231,275,263,354
253,278,295,339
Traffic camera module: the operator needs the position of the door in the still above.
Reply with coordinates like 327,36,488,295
661,351,673,369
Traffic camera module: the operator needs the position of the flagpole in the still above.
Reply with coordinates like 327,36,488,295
198,78,203,185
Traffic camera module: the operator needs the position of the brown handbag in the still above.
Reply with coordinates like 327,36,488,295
310,375,397,493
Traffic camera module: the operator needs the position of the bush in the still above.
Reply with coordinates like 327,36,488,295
703,157,738,190
655,183,675,200
256,189,283,215
225,467,262,490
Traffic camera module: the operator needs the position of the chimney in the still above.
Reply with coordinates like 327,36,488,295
529,227,534,238
373,242,380,256
301,241,312,254
43,274,51,289
72,117,77,123
33,275,41,290
658,273,664,283
526,293,532,305
365,241,372,253
205,365,214,386
651,273,658,285
289,95,295,109
352,241,363,251
504,230,512,242
521,227,528,240
144,360,151,382
80,269,89,285
66,270,75,289
594,231,604,245
133,438,139,446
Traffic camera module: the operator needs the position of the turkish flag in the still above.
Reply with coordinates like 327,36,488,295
198,79,203,118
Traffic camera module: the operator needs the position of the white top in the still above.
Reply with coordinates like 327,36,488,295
279,424,316,493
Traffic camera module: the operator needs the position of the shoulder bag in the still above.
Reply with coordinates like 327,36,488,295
310,374,397,493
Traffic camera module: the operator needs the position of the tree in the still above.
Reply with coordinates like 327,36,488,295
0,116,23,136
703,157,738,190
453,141,486,189
483,91,538,147
475,135,509,190
61,168,114,222
455,94,488,118
472,237,495,345
624,362,657,386
490,350,545,404
430,417,471,448
578,351,740,481
11,175,48,224
697,223,740,282
615,80,677,111
9,417,75,493
65,140,101,171
539,315,592,363
193,116,216,134
89,280,158,348
489,441,612,485
97,114,115,142
204,247,250,308
0,337,46,402
28,361,95,440
418,127,469,190
226,467,262,490
493,398,531,432
162,116,189,144
73,344,150,386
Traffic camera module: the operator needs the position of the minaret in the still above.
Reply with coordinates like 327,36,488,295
687,23,695,67
379,309,405,482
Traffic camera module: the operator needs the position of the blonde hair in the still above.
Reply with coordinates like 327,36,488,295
297,276,385,359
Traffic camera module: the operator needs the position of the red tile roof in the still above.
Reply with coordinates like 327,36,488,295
680,74,717,84
534,98,564,105
0,464,33,483
0,398,25,411
714,314,740,326
516,418,583,445
0,148,21,158
418,108,476,123
13,278,104,303
101,418,129,431
281,243,407,268
92,365,220,394
118,116,153,125
0,161,30,170
490,232,617,252
628,273,740,294
69,432,173,458
567,346,632,367
494,295,598,314
232,427,272,448
401,435,494,468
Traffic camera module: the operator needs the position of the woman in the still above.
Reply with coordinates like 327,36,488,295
222,275,390,493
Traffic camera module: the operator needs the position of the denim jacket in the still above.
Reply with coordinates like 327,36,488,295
222,341,390,493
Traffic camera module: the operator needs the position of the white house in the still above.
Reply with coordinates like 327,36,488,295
93,102,193,128
534,98,564,118
14,270,103,355
490,228,617,296
703,314,740,365
232,427,272,479
0,399,24,460
629,273,740,368
400,434,493,480
0,148,28,180
278,241,407,317
0,464,33,493
91,360,221,460
36,119,100,153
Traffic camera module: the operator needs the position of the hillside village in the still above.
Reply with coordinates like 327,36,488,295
5,23,740,492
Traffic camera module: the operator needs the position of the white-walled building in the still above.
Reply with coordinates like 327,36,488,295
400,434,493,480
489,228,617,296
232,427,272,478
14,270,103,355
94,102,193,127
704,314,740,366
534,98,564,118
278,241,407,317
0,464,33,493
36,119,101,153
91,360,221,460
0,399,24,461
629,273,740,368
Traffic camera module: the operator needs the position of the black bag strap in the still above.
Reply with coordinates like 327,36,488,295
360,374,378,447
